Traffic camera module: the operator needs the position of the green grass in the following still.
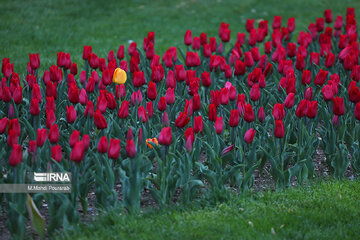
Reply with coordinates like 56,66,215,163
57,180,360,240
1,0,360,74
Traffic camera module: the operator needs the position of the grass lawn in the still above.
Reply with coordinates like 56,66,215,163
1,0,360,73
57,180,360,240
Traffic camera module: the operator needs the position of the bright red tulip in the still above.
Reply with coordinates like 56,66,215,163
138,106,148,123
333,97,345,116
147,81,157,100
69,130,80,148
98,136,108,153
175,111,190,128
126,139,136,158
0,117,8,134
66,105,77,124
284,93,295,108
272,103,285,120
307,101,318,118
194,116,203,133
244,103,255,123
71,141,85,162
9,144,22,167
229,109,240,127
48,124,59,144
295,99,308,118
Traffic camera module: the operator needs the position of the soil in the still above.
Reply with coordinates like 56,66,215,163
0,148,356,240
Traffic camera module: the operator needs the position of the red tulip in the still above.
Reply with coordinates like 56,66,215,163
138,106,148,123
162,112,169,126
147,81,157,100
258,107,265,122
108,138,121,159
166,70,176,89
165,88,175,105
307,101,318,118
79,89,88,105
98,136,108,153
348,82,360,103
273,16,282,29
30,98,40,116
192,37,201,50
68,83,79,104
66,105,77,124
29,53,40,70
88,53,99,69
324,9,333,23
126,139,136,158
158,97,167,112
220,87,229,105
295,99,308,118
250,84,260,101
314,69,328,86
84,101,94,118
325,53,335,68
355,102,360,120
244,128,256,144
175,111,190,128
244,103,255,123
71,141,85,162
184,127,195,145
274,120,285,138
185,52,201,67
48,124,59,144
146,101,154,118
117,45,124,60
28,140,37,154
83,45,92,60
46,110,56,129
9,144,22,166
0,117,8,134
304,87,313,100
284,93,295,108
229,109,240,127
118,100,129,119
94,110,107,129
51,145,62,162
69,130,80,148
151,65,164,83
184,30,192,46
222,145,234,155
272,103,285,120
158,127,172,146
321,84,334,101
70,63,77,75
194,116,203,133
333,97,345,116
36,128,47,147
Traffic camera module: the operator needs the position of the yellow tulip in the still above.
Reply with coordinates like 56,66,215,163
113,68,127,85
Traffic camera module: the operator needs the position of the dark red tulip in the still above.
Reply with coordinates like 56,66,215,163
348,82,360,103
158,127,172,146
175,111,190,128
250,84,260,101
325,53,335,68
84,101,94,118
138,106,148,123
46,110,56,129
284,93,295,109
51,145,62,162
192,37,201,50
184,30,192,46
322,84,334,102
272,103,285,120
244,128,256,144
96,93,108,113
88,53,99,69
70,63,77,75
117,45,124,60
304,87,313,100
229,109,240,127
258,107,265,122
295,99,308,118
118,100,129,119
36,128,47,147
307,101,318,119
302,70,311,85
221,145,234,155
28,140,37,154
194,116,203,133
71,141,85,162
314,69,328,86
68,83,79,104
82,135,90,151
7,130,18,147
48,124,59,144
355,102,360,120
83,45,92,60
201,71,211,87
3,62,14,79
324,9,333,23
333,97,345,116
0,117,8,134
126,139,136,158
295,54,305,70
98,136,108,153
162,112,169,126
158,97,167,112
208,103,217,121
165,88,175,105
151,65,164,83
185,52,201,67
94,110,107,129
220,87,229,105
30,98,40,116
175,65,186,82
274,120,285,138
29,53,40,70
69,130,80,148
9,144,22,167
146,101,153,119
244,103,255,123
66,105,77,124
12,86,22,104
273,16,282,29
166,70,176,89
193,93,201,111
147,81,157,100
108,138,121,159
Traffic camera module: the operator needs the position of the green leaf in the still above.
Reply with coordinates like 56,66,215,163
26,194,45,238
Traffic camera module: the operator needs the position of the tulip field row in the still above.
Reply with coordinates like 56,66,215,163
1,7,360,238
